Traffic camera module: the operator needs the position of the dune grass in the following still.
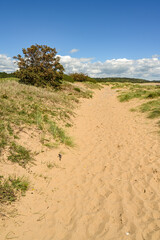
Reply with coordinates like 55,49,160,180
139,99,160,119
82,81,103,90
0,77,19,82
117,84,160,102
48,121,75,147
8,142,33,167
112,82,160,124
0,175,29,203
111,82,133,89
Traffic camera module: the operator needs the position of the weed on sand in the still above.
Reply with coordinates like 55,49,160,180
8,142,32,167
0,175,29,204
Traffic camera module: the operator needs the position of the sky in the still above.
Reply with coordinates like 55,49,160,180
0,0,160,80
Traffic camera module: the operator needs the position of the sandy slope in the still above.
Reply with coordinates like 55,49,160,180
1,86,160,240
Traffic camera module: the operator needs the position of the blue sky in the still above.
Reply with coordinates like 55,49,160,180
1,0,160,79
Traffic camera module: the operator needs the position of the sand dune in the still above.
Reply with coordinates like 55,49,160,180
1,86,160,240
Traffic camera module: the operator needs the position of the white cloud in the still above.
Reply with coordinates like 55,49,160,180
59,55,160,80
69,49,79,54
0,54,17,73
1,53,160,80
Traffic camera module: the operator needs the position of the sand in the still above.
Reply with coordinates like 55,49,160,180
1,86,160,240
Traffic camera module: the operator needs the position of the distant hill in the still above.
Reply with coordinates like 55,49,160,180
0,72,15,78
94,77,160,83
94,77,150,83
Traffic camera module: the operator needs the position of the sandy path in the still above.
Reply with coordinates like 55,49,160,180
1,86,160,240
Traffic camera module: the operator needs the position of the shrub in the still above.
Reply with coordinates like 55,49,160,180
14,44,64,88
69,73,89,82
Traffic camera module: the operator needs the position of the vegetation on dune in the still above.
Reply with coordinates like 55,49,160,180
8,142,33,167
69,72,97,83
0,176,29,203
140,100,160,119
69,73,90,82
112,82,160,123
0,79,94,166
82,81,103,90
117,84,160,102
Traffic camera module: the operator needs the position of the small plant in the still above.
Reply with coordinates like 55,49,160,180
7,123,13,136
8,142,32,167
144,91,160,99
0,122,8,153
48,121,74,147
47,162,54,169
0,176,29,203
0,177,16,203
74,87,81,92
9,176,29,194
65,123,72,128
69,73,89,82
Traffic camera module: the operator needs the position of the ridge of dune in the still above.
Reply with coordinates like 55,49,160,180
1,86,160,240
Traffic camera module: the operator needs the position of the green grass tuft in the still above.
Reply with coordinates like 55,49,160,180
8,142,32,167
118,90,147,102
139,100,160,119
9,176,29,193
48,121,74,147
0,176,29,203
47,162,54,169
74,87,81,92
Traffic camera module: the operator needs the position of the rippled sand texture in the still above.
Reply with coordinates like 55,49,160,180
1,86,160,240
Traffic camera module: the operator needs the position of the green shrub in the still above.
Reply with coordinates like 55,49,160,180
69,73,89,82
14,44,64,88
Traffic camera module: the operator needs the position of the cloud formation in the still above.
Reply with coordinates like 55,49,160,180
69,49,79,54
0,54,17,73
59,55,160,80
0,53,160,80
